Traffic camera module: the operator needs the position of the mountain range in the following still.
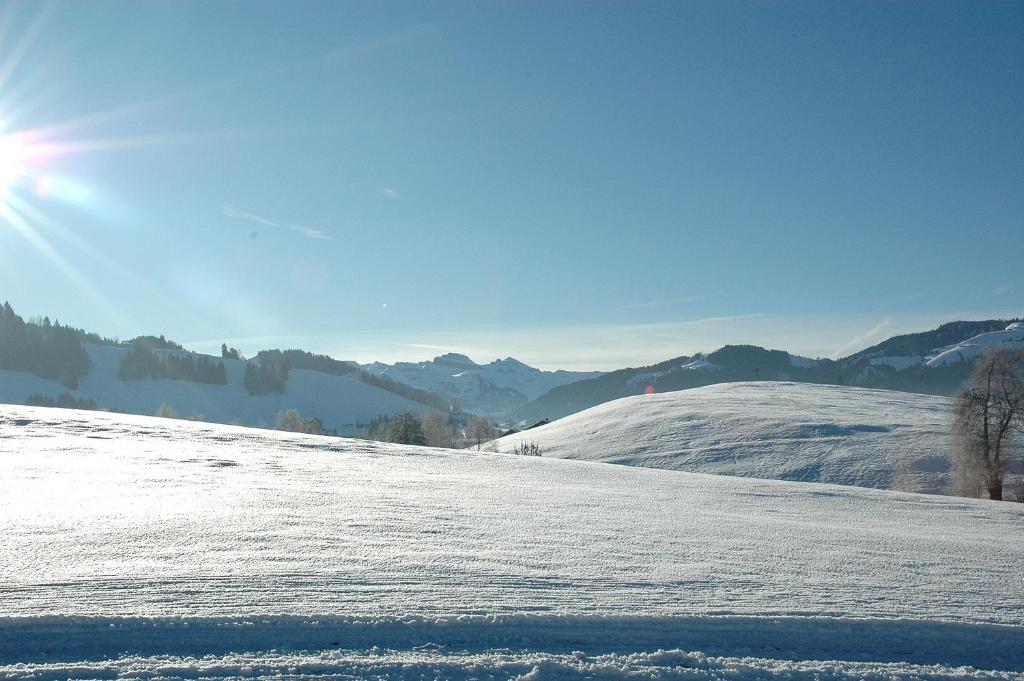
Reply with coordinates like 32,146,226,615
358,353,601,418
0,299,1020,430
510,319,1023,425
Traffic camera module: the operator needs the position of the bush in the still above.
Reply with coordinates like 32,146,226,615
25,393,98,410
512,441,542,457
276,408,327,435
155,403,177,419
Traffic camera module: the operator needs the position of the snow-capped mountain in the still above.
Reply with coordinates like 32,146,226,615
360,352,601,417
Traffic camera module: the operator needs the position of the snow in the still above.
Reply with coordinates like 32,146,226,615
0,343,428,434
496,382,954,493
1,404,1023,678
927,323,1024,367
678,357,720,370
625,360,718,392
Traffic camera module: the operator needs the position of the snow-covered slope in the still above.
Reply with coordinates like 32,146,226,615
927,322,1024,367
2,406,1022,678
0,344,427,434
361,352,601,417
497,382,954,493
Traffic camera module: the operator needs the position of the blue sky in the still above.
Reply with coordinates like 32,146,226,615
0,1,1020,369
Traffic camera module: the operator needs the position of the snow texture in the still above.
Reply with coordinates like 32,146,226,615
1,404,1022,678
496,382,954,493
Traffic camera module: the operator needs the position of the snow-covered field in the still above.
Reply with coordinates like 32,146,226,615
2,405,1023,679
496,382,954,493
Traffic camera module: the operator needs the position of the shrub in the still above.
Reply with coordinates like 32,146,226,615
512,441,542,457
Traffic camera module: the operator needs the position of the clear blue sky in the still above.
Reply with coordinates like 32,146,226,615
0,1,1020,369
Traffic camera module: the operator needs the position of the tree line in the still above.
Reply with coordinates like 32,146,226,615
25,393,99,410
0,302,92,388
1,301,459,412
119,340,228,384
365,411,501,449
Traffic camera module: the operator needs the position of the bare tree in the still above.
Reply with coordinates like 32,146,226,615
276,408,305,433
467,414,498,451
421,411,454,448
1010,475,1024,504
951,349,1024,501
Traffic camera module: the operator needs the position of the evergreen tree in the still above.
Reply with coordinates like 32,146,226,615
0,301,92,388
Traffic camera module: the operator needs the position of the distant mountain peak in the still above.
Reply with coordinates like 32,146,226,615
491,356,531,370
359,353,602,416
432,352,478,367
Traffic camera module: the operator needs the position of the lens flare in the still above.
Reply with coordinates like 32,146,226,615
0,131,29,194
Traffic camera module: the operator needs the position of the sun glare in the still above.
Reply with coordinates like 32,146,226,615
0,132,29,195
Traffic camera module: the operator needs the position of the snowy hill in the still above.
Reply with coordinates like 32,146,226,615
927,322,1024,367
1,405,1023,678
0,343,428,434
360,352,601,417
497,382,954,493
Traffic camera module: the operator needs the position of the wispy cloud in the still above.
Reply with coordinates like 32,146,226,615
830,318,891,359
223,204,333,240
993,284,1012,295
378,187,400,200
617,296,702,310
286,222,333,240
671,313,763,326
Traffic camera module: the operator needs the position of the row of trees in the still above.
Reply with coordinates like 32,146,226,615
951,349,1024,502
367,412,428,445
365,411,502,449
0,302,92,388
119,341,228,384
25,393,99,410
